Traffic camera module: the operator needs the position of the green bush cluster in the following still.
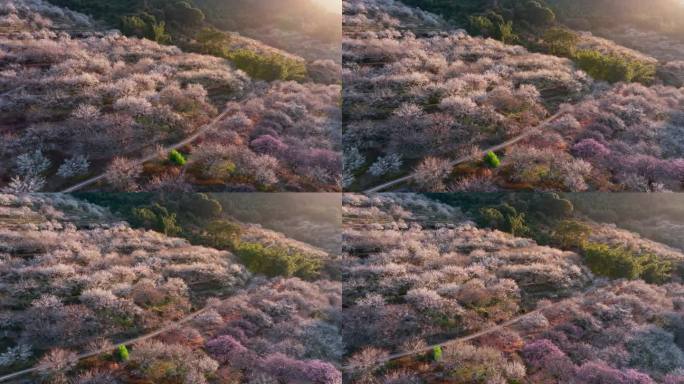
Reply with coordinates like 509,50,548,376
550,220,591,249
196,219,242,249
55,0,204,43
469,13,518,44
478,204,530,237
483,151,501,168
121,13,171,43
79,194,326,280
582,243,672,284
542,27,579,57
235,242,321,279
131,204,182,236
79,193,229,243
440,194,575,244
574,50,656,84
228,49,307,82
196,27,231,57
119,1,204,36
403,0,555,44
117,345,129,361
520,0,556,26
168,149,187,166
433,346,443,361
165,1,205,27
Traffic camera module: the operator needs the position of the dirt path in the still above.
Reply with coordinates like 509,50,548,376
60,107,235,193
363,111,567,193
0,306,212,382
342,281,601,372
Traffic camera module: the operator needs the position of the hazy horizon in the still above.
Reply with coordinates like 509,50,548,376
313,0,341,13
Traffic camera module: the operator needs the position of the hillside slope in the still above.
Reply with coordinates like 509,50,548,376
343,0,684,192
0,194,342,383
343,193,684,384
0,0,342,192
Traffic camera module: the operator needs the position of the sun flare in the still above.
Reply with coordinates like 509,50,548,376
312,0,342,13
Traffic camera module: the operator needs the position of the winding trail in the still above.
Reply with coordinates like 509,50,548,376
342,281,601,372
0,306,211,383
60,107,235,193
363,111,567,194
0,280,597,381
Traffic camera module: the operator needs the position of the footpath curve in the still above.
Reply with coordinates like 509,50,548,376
60,107,235,193
342,282,600,372
0,306,211,382
364,111,567,193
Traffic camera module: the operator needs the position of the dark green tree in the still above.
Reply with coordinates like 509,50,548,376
479,207,505,229
639,253,672,284
202,219,242,248
583,243,641,279
551,220,591,249
184,194,223,219
521,1,555,26
131,203,182,236
196,27,230,56
543,27,579,56
235,243,321,279
166,1,205,27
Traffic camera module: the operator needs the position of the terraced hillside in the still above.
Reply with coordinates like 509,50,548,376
342,193,684,383
0,0,342,192
343,0,684,193
0,194,342,383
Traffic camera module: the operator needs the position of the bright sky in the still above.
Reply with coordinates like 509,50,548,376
312,0,342,13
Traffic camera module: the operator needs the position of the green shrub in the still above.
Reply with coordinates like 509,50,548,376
574,50,656,84
196,159,236,180
120,13,171,44
535,194,574,218
224,161,237,175
131,204,182,236
165,1,205,27
184,193,223,219
521,0,555,25
498,21,517,44
433,346,443,361
543,27,579,57
200,219,242,249
196,28,230,57
477,204,530,237
582,243,642,279
235,242,321,279
169,149,187,166
228,49,307,82
121,15,146,36
479,207,505,228
149,21,170,44
469,15,495,36
117,345,129,361
484,151,501,168
639,253,673,284
582,243,672,283
469,12,518,44
507,212,529,237
551,220,591,249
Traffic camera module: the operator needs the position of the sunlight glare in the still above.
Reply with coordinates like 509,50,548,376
312,0,342,14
